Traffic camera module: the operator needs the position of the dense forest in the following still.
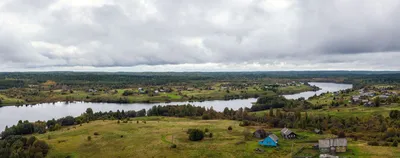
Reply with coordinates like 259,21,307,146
1,71,399,89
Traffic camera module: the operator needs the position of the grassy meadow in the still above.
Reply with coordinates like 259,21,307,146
31,117,400,158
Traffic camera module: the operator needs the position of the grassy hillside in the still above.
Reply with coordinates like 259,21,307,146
32,117,400,158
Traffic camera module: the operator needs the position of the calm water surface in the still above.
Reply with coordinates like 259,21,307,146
0,82,352,130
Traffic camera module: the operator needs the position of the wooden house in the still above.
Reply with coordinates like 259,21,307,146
318,138,347,154
281,128,297,139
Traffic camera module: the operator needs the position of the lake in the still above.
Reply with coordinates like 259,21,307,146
0,82,352,130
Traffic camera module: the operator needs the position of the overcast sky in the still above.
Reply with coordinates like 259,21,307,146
1,0,400,71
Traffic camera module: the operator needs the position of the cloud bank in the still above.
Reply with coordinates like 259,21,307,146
1,0,399,71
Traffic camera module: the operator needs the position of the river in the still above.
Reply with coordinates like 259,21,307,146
0,82,352,130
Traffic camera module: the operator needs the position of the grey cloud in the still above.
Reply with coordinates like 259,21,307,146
0,0,399,70
297,0,400,54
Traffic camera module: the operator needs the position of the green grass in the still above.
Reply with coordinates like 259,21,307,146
278,85,314,94
30,117,400,158
302,103,400,118
166,93,182,99
0,94,25,105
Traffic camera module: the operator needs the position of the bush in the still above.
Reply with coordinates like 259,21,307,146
330,129,338,135
338,131,346,138
239,120,250,126
27,136,38,146
94,132,100,136
33,140,50,155
117,120,120,124
209,133,213,138
228,126,233,131
242,129,252,140
87,136,92,141
205,128,209,133
170,144,177,148
392,140,398,147
202,114,210,120
188,129,204,141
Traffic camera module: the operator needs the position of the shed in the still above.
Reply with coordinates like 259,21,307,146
319,138,347,154
253,129,269,139
281,128,296,139
259,134,278,147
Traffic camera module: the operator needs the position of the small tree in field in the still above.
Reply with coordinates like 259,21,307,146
228,126,233,131
393,140,398,147
188,129,204,141
242,129,252,140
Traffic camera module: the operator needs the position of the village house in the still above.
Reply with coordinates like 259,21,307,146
318,138,347,154
258,134,279,147
87,88,97,93
319,154,339,158
28,84,39,88
360,92,376,97
281,128,297,139
138,88,146,94
378,95,389,99
61,85,70,92
364,101,375,107
187,87,194,91
351,95,361,104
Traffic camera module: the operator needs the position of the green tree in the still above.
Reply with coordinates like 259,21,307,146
242,129,252,140
374,97,381,107
188,129,204,141
392,140,398,147
86,108,93,115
